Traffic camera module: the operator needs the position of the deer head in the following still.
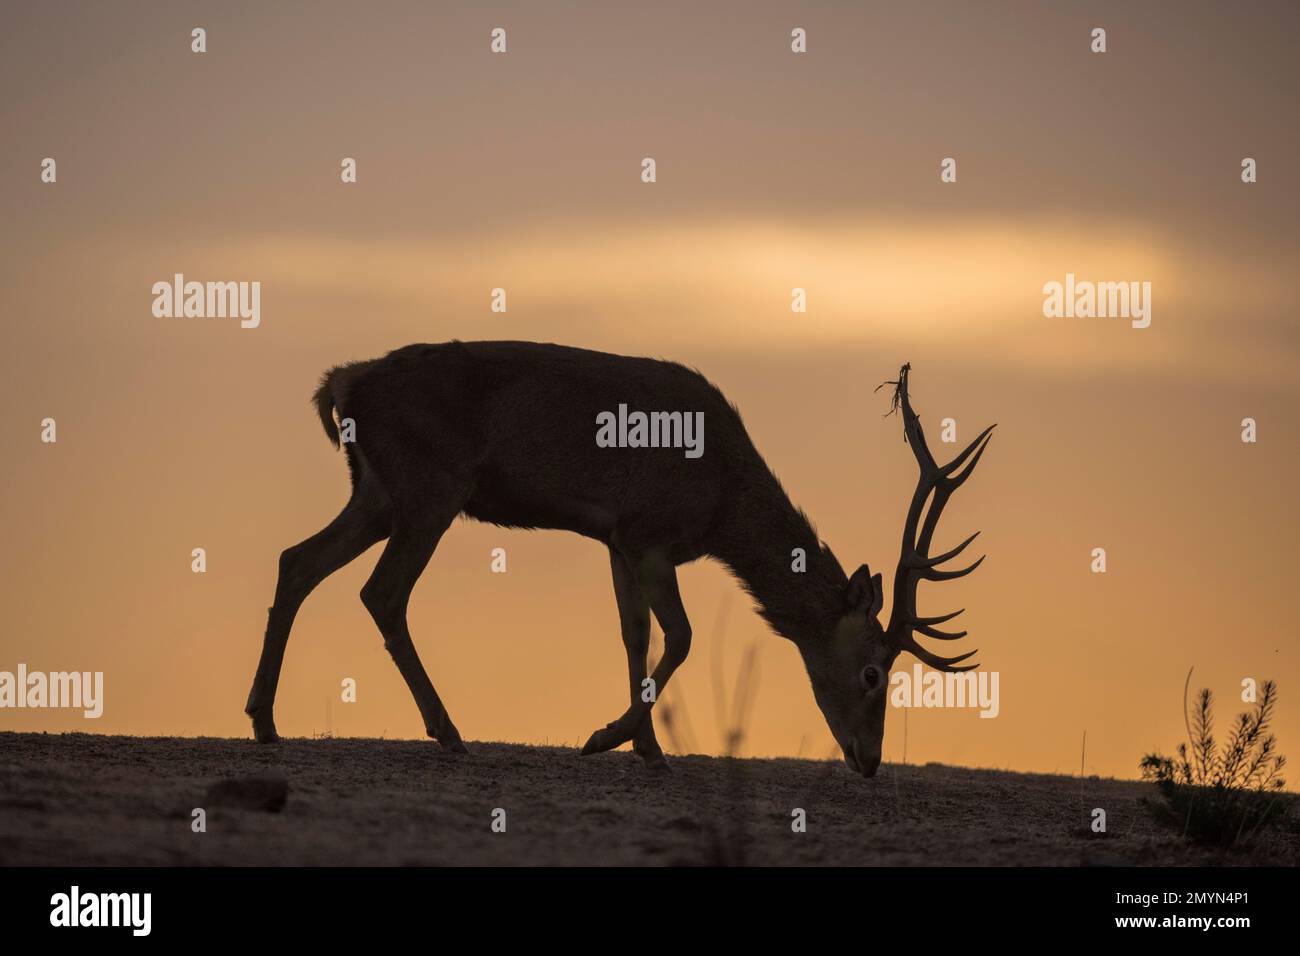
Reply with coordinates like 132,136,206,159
805,364,994,777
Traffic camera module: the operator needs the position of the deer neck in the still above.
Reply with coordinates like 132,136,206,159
707,473,848,648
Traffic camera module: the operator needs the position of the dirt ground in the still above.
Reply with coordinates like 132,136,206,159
0,732,1294,866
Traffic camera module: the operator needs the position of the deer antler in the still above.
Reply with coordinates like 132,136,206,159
878,364,994,672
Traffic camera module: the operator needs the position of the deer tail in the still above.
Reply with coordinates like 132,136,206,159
312,368,342,449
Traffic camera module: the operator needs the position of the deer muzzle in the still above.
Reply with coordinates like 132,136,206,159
845,738,881,778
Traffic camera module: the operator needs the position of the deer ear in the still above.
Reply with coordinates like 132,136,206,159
846,565,884,619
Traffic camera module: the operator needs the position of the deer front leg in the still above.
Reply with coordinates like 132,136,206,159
581,552,690,758
607,547,668,770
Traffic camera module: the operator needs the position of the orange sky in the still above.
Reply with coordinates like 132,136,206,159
1,1,1297,782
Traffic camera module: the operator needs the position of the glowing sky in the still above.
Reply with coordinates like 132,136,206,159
2,1,1296,781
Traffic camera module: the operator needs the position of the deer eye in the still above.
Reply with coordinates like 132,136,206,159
860,665,882,691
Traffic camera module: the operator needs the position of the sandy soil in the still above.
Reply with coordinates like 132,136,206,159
1,732,1294,866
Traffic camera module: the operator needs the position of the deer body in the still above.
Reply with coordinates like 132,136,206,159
246,342,992,775
332,341,764,559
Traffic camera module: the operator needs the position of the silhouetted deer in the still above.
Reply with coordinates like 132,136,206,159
245,343,993,775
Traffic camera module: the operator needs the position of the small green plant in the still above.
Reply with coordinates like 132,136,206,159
1140,674,1289,848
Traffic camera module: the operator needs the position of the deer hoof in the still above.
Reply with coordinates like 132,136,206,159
440,739,469,754
249,713,280,744
580,724,632,755
634,736,669,770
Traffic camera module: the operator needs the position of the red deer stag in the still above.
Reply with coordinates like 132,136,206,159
245,344,993,776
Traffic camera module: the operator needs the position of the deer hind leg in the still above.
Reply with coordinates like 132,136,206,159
359,492,468,752
582,549,691,758
608,547,669,771
245,477,390,743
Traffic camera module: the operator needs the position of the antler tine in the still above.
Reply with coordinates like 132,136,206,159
940,424,996,479
899,637,979,672
914,624,967,640
911,608,964,626
896,364,938,474
924,553,985,581
911,530,979,569
945,425,995,490
911,608,966,640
